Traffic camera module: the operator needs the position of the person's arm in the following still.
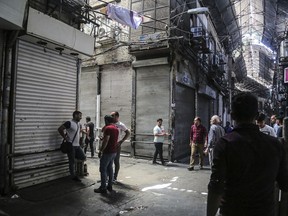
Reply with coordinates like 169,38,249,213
207,192,222,216
118,129,130,146
154,127,165,136
207,126,215,148
98,131,110,158
190,126,193,146
58,125,67,140
270,127,277,137
58,121,70,141
86,125,91,139
276,144,288,192
207,139,226,215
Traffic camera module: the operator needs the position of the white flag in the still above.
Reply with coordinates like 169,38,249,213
107,4,143,29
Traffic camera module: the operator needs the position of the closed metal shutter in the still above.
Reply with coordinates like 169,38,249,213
12,40,77,188
134,65,170,158
173,84,195,160
197,95,211,130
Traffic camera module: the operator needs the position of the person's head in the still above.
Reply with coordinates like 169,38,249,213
111,111,119,122
231,92,258,123
276,116,283,125
104,115,114,125
210,115,221,125
226,121,230,126
157,118,163,127
72,111,82,122
271,115,277,124
256,113,266,128
194,117,201,126
86,116,91,123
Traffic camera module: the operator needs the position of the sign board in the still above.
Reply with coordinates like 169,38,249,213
284,67,288,83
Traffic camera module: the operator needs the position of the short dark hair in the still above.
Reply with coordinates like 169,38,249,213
194,117,201,122
86,116,91,121
256,113,266,122
112,111,119,117
231,92,258,122
157,118,163,122
104,115,114,124
73,111,82,118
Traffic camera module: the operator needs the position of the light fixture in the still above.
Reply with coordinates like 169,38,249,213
187,7,209,15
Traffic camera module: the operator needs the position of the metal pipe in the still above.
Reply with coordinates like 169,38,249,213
1,30,19,194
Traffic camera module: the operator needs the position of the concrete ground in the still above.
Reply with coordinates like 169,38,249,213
0,155,211,216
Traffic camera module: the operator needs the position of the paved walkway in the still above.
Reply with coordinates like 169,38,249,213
0,156,211,216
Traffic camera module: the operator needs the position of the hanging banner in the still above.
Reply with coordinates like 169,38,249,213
107,4,143,29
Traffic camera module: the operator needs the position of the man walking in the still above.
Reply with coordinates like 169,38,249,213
206,115,225,167
94,115,119,193
188,117,207,171
207,92,288,216
84,116,95,157
111,111,130,182
58,111,86,182
153,118,168,165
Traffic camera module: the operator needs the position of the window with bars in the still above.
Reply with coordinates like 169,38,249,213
130,0,169,40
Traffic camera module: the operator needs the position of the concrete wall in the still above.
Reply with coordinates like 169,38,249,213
100,62,133,153
79,66,98,124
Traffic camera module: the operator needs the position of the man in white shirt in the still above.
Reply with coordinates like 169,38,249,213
256,113,277,137
58,111,86,182
153,118,168,166
111,111,130,182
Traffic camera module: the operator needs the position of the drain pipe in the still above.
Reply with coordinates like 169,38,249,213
0,30,19,194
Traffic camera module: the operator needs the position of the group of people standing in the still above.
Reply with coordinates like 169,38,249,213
57,111,130,193
187,115,228,171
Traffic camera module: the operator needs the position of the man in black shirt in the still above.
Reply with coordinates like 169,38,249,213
207,92,288,216
84,116,95,157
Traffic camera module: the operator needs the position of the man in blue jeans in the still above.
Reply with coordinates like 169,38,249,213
94,115,119,194
58,111,86,182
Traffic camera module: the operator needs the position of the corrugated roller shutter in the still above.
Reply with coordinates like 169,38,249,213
173,84,195,160
13,40,77,188
134,65,170,158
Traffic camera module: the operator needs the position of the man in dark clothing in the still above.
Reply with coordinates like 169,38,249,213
207,92,288,216
94,115,119,194
84,116,95,157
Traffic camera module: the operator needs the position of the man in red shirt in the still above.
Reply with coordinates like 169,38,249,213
94,115,119,194
188,116,207,171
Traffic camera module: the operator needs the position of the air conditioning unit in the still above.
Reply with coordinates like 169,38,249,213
191,27,204,37
97,27,116,45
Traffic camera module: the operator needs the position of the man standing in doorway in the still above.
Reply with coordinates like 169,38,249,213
58,111,86,182
207,92,288,216
153,118,168,165
111,111,130,182
188,117,207,171
84,116,95,158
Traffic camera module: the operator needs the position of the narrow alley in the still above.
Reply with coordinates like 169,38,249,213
0,156,210,216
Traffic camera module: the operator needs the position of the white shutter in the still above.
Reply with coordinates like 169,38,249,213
12,40,77,188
